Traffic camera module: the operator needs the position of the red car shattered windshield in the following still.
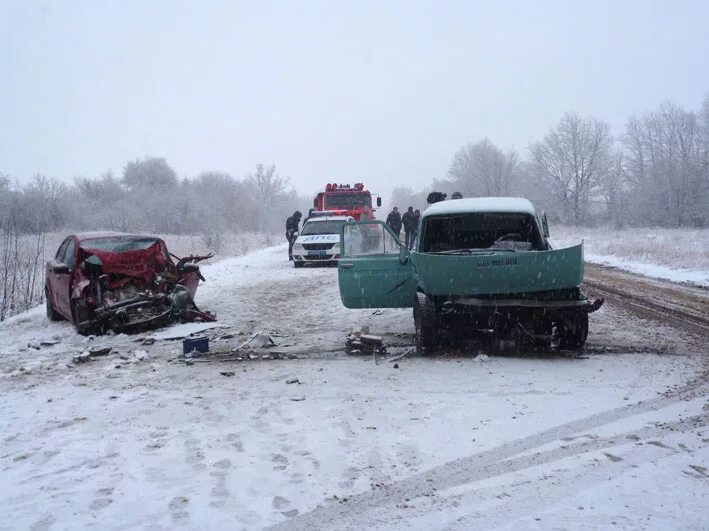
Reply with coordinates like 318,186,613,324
81,237,161,253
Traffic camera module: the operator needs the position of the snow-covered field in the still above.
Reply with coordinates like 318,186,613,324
552,226,709,286
1,245,707,530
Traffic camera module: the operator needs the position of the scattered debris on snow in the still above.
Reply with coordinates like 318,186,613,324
236,332,276,350
89,346,112,357
72,351,92,364
346,328,387,356
40,338,61,347
150,322,225,341
134,350,149,361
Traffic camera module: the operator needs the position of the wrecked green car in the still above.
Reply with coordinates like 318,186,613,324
338,197,602,351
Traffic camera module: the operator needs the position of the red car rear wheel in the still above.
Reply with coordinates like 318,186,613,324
45,288,62,321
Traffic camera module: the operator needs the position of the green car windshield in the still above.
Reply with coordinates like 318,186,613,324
421,213,544,253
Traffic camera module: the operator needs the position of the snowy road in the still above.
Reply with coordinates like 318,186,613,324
1,245,707,530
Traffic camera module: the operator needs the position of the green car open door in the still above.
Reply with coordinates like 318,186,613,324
338,221,416,308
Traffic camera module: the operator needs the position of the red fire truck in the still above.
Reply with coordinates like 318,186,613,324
312,183,381,221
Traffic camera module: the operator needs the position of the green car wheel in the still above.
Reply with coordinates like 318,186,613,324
414,292,439,354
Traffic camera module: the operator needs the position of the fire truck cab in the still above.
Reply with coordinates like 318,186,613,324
313,183,381,221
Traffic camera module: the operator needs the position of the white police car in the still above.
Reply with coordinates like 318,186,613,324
292,215,355,267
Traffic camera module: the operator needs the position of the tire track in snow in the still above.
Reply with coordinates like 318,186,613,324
268,386,709,530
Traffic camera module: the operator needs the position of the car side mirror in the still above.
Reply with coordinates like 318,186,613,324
541,211,550,238
377,197,382,207
52,262,70,275
399,243,409,264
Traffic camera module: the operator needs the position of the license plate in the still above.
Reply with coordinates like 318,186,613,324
308,250,327,257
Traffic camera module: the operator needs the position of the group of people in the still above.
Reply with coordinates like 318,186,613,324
386,206,420,250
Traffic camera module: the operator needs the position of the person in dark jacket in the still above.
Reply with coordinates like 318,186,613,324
286,211,302,261
386,207,402,238
402,206,416,249
409,209,421,249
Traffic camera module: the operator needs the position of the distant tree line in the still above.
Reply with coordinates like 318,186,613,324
0,159,309,240
392,94,709,227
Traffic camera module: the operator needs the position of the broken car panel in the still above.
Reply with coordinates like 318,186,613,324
45,232,215,334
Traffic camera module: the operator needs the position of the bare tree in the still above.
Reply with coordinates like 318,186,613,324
122,157,178,191
623,101,708,226
600,151,630,227
529,112,613,225
448,138,520,197
246,164,291,232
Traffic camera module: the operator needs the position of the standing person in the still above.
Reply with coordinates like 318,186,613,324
402,206,415,249
410,209,421,249
386,206,402,239
285,211,302,261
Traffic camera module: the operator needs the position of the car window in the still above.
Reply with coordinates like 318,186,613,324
55,239,70,261
343,223,399,256
62,239,76,268
422,213,543,252
301,220,347,235
323,193,371,209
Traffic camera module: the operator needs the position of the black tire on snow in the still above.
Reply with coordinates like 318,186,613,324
293,261,304,268
414,292,439,354
71,301,93,335
558,312,589,349
45,289,62,321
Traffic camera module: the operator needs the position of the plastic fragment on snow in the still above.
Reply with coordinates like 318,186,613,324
89,346,112,357
72,351,92,363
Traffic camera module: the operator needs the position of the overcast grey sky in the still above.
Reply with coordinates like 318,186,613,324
2,0,708,200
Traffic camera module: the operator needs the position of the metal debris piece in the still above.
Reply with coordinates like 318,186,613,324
286,377,299,384
346,329,387,356
89,346,112,357
40,339,61,347
72,351,92,363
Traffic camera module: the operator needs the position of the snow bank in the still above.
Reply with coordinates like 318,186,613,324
551,226,709,286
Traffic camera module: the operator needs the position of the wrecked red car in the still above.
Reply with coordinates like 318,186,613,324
45,232,215,334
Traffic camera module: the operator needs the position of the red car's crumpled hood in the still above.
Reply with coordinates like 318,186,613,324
78,241,172,282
